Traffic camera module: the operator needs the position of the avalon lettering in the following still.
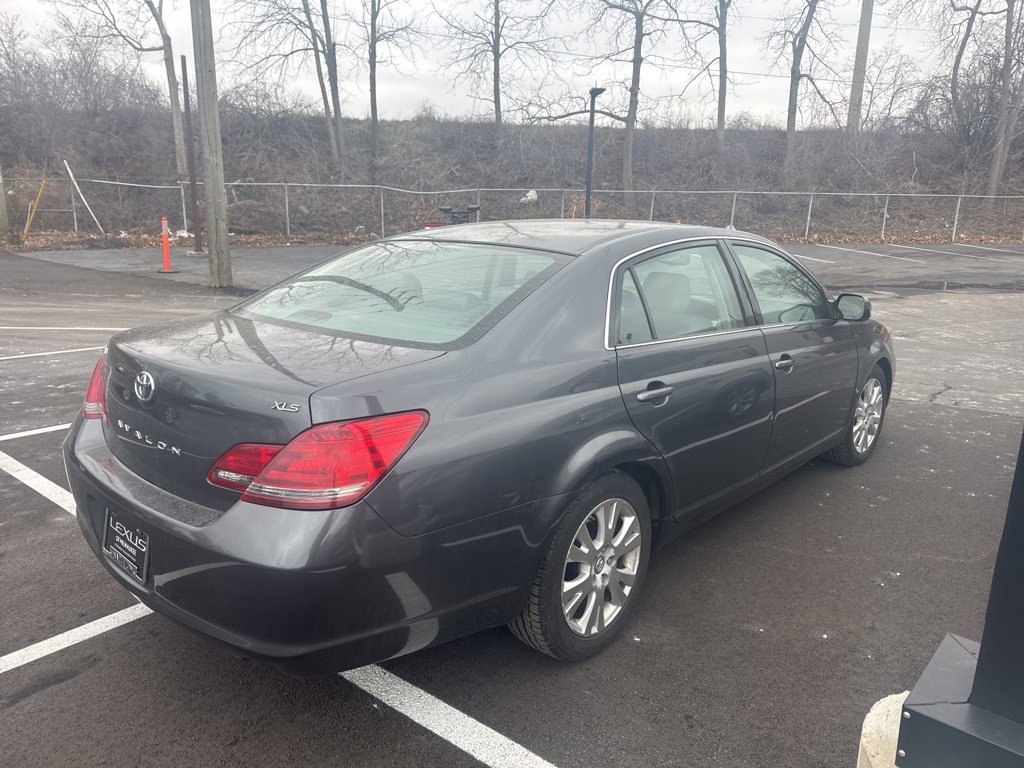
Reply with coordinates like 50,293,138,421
115,419,182,455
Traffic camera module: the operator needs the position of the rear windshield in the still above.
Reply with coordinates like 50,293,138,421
234,239,570,348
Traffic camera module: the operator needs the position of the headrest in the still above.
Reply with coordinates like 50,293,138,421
642,271,691,312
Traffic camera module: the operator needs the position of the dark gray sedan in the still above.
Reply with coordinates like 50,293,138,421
64,220,895,674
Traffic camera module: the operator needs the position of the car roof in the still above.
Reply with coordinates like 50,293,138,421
389,219,772,256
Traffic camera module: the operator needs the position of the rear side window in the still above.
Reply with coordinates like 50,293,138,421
236,240,569,348
615,243,745,345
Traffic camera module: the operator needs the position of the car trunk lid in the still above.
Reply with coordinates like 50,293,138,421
102,312,444,510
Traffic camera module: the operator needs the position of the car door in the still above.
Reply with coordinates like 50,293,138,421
726,240,859,471
612,240,775,516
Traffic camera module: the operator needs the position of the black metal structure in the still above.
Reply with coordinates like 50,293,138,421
585,87,605,219
438,205,480,225
897,428,1024,766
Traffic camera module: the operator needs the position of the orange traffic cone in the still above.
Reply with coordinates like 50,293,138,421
159,216,178,274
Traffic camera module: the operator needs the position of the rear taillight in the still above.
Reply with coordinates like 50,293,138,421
207,444,283,491
208,411,428,510
84,354,108,422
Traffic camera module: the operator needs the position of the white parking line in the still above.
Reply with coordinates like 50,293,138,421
0,411,557,765
791,253,836,264
341,666,558,768
956,243,1024,254
0,327,126,331
0,450,76,514
0,346,104,362
0,604,153,675
887,243,1012,263
0,441,559,766
0,423,72,442
814,244,926,263
0,598,558,768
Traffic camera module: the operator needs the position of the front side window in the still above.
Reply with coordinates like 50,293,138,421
615,243,745,345
731,243,829,324
236,240,568,348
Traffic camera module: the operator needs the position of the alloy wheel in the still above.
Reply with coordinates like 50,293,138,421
561,498,643,637
852,378,884,454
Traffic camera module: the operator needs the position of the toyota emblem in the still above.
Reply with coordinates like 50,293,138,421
134,371,156,403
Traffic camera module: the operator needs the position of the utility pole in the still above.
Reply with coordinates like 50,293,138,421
180,55,204,255
846,0,873,133
0,161,11,243
585,87,606,219
189,0,232,286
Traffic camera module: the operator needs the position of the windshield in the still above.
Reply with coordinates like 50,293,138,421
235,239,570,348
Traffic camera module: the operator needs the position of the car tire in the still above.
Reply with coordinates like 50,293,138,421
508,470,651,661
824,364,888,467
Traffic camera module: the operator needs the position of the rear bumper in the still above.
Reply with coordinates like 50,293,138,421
64,418,569,675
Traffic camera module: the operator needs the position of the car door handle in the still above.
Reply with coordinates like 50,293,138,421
775,355,796,372
637,386,675,403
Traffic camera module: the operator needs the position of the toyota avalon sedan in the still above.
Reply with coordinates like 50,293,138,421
65,220,895,675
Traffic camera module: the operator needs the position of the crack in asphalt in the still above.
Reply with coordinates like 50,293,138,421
927,383,953,403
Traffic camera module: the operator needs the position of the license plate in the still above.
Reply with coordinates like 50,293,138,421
102,508,150,584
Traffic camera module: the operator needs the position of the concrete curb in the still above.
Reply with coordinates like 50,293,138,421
856,691,910,768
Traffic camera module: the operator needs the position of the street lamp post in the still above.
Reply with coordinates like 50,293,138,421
585,87,606,219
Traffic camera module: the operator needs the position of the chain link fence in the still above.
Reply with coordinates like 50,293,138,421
7,176,1024,242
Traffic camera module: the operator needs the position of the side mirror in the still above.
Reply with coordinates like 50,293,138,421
835,294,871,321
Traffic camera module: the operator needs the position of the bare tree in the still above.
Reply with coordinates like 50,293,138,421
895,0,1024,193
341,0,418,172
46,0,188,178
227,0,346,165
672,0,738,151
764,0,845,176
711,0,735,150
986,0,1021,194
858,44,920,129
303,0,342,160
433,0,555,144
951,0,989,147
529,0,706,199
318,0,347,160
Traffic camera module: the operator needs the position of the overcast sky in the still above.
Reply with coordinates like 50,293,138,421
10,0,935,127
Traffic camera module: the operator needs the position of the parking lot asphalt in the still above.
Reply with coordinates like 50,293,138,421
1,246,1022,768
17,237,1024,293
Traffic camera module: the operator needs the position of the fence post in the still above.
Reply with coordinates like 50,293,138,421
379,186,385,237
71,185,79,234
881,194,890,240
284,183,290,237
952,195,963,242
560,190,566,219
729,191,738,228
179,182,188,234
804,193,814,239
649,191,656,221
476,188,481,222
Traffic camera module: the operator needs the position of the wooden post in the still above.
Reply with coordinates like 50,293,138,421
22,181,47,242
63,160,104,234
189,0,232,286
847,0,874,133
